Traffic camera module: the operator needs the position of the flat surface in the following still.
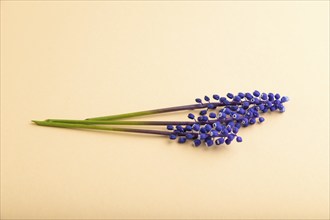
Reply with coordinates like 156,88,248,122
1,1,329,219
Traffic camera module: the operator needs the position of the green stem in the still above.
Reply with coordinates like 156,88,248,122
32,120,175,136
46,119,196,125
85,101,240,121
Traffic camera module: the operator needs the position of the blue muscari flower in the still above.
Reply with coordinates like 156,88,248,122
233,96,241,102
188,113,195,119
253,90,260,97
232,127,239,134
167,91,288,147
238,92,245,98
178,137,186,143
167,125,174,130
215,137,225,145
261,93,268,100
185,125,192,131
213,94,220,100
242,101,250,109
204,124,212,132
245,92,253,100
225,138,232,145
220,97,227,102
200,127,207,133
201,115,208,121
200,110,207,115
236,136,243,142
192,123,200,131
209,112,217,118
275,93,281,99
176,125,185,132
169,134,177,140
227,93,234,99
210,130,218,137
205,139,214,147
281,96,289,103
193,139,202,147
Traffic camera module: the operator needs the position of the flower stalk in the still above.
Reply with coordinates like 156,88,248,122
33,91,289,147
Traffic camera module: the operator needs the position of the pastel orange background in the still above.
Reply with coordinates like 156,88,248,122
1,1,329,219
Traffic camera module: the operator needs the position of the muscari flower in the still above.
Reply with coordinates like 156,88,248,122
32,91,289,148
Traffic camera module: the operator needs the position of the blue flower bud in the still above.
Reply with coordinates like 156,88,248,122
281,96,289,103
275,93,281,99
249,118,256,124
212,121,220,128
221,129,229,136
253,90,260,97
186,133,194,139
259,104,265,111
215,125,223,131
253,111,259,117
232,127,239,134
176,125,184,132
210,130,218,137
200,127,206,133
185,125,192,131
220,97,227,102
188,113,195,119
209,112,217,118
178,137,186,143
268,93,275,101
266,101,272,107
192,123,200,131
225,138,232,145
245,93,253,100
169,134,177,140
202,116,209,121
228,121,235,127
227,134,235,141
227,93,234,99
224,108,231,114
193,139,202,147
258,117,265,123
236,136,243,142
253,98,260,104
242,101,250,109
238,92,245,98
197,116,203,122
205,124,212,132
219,112,226,119
233,96,241,102
195,98,202,103
204,96,210,102
241,118,249,126
213,94,220,100
238,108,246,115
199,133,207,140
279,106,286,113
167,125,174,130
205,139,214,147
215,137,224,145
261,93,268,100
199,110,207,115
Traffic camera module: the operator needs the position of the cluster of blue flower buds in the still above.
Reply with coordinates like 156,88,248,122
167,91,289,147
